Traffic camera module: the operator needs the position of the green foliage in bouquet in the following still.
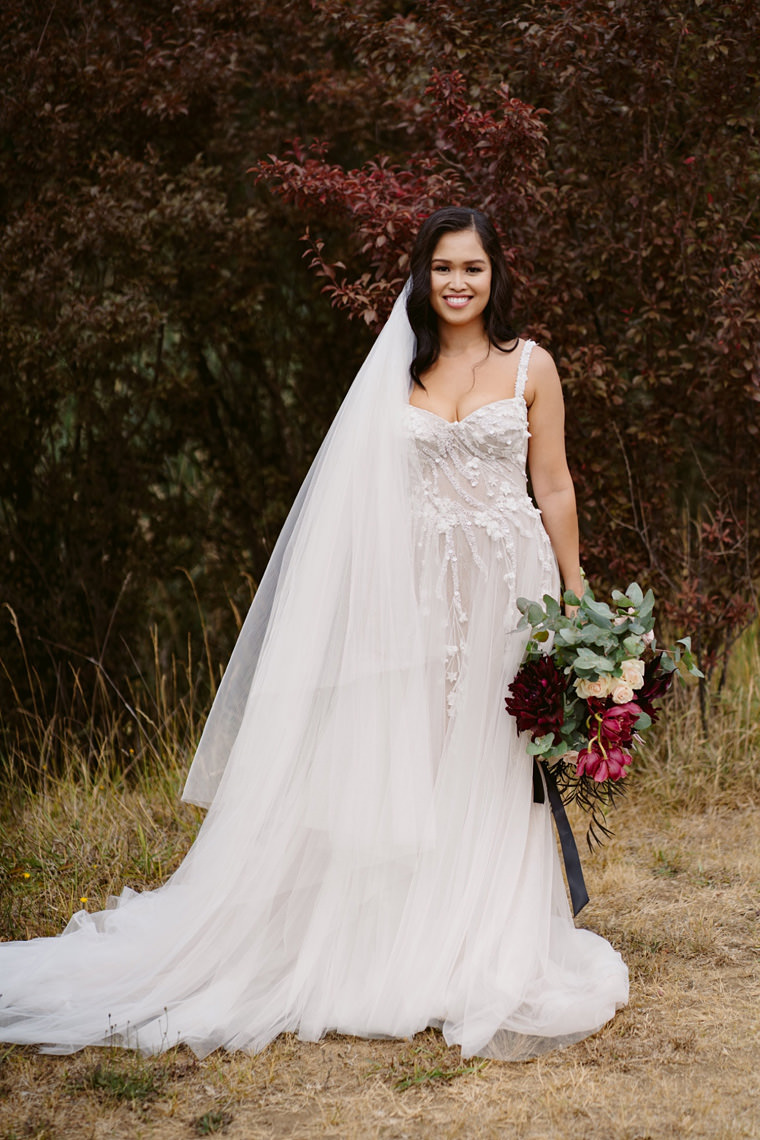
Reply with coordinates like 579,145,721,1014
507,583,702,846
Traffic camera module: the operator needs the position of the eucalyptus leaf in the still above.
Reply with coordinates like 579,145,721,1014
544,594,561,620
585,610,614,631
582,599,614,630
526,733,556,756
527,603,545,626
556,627,583,646
574,648,616,672
638,594,655,623
584,597,615,620
579,627,617,649
679,645,704,677
626,582,644,606
611,589,634,608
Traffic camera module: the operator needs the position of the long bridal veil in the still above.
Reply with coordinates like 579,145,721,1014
182,281,435,852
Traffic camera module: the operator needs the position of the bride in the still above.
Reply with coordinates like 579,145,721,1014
0,207,628,1061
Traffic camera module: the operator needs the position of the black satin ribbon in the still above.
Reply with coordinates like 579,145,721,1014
532,758,589,917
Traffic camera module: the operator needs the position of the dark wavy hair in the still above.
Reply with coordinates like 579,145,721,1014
406,207,517,387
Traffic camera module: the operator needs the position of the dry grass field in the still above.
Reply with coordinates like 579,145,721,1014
1,640,759,1140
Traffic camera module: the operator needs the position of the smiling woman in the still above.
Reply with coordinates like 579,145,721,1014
407,207,518,396
429,232,492,323
0,206,627,1064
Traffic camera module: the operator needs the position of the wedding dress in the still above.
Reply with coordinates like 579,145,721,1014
0,289,628,1060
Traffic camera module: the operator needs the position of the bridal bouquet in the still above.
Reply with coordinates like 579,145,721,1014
506,582,702,845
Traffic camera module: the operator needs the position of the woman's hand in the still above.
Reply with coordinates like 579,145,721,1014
563,577,585,620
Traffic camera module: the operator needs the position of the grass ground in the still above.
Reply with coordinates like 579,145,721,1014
1,656,759,1139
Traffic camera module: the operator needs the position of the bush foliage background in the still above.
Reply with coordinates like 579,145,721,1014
1,0,758,761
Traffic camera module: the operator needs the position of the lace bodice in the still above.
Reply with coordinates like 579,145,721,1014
405,339,552,592
406,394,536,528
405,340,557,714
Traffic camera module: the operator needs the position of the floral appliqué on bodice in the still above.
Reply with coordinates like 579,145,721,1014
405,339,557,715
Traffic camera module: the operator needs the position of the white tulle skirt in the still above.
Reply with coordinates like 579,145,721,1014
0,491,628,1062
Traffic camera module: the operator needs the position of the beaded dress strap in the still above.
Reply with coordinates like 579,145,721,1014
515,339,535,402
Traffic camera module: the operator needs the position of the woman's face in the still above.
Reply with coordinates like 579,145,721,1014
428,228,492,329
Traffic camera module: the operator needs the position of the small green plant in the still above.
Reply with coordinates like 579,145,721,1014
195,1110,233,1135
365,1034,490,1093
653,850,681,878
82,1058,164,1104
394,1059,488,1091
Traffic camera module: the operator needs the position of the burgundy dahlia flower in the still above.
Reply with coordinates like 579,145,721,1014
505,655,567,742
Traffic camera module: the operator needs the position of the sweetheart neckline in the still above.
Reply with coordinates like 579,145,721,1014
406,395,525,426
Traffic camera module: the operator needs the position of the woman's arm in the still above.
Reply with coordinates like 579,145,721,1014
524,346,584,602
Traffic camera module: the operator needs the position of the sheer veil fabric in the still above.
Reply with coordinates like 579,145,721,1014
0,285,628,1060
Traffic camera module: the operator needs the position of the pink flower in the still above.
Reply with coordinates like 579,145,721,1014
575,675,614,699
620,658,646,689
598,702,641,749
610,680,635,704
576,742,632,782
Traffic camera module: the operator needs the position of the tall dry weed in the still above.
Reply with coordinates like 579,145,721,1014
0,581,234,792
635,623,760,809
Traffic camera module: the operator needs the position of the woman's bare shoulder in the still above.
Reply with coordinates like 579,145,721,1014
496,338,556,371
524,343,561,405
527,341,558,371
